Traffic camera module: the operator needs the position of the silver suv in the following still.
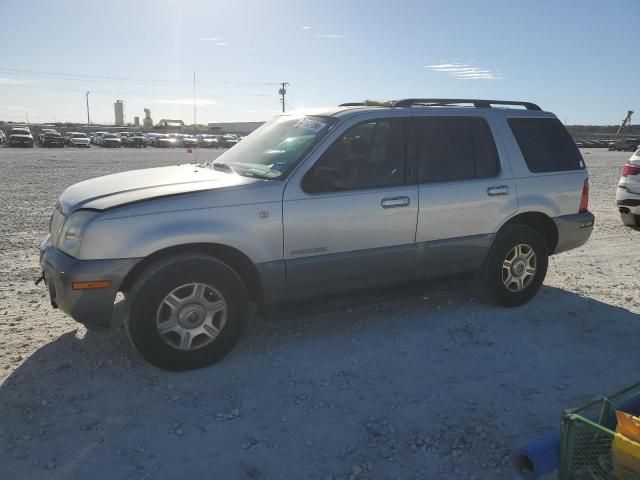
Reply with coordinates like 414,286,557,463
39,98,594,370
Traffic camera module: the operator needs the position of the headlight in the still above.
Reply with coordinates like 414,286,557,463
56,210,98,257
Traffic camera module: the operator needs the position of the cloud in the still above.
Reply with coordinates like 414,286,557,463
0,77,27,85
425,63,501,80
300,26,312,30
0,105,27,110
200,36,228,46
156,98,217,106
314,34,347,39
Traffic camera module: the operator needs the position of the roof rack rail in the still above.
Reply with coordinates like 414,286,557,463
392,98,541,110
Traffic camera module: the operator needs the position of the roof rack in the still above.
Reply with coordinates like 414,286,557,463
394,98,541,110
338,98,541,111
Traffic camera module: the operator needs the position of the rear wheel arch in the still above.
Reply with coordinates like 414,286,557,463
492,211,558,255
120,243,263,305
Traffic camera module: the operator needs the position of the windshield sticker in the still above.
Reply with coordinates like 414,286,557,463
295,118,327,133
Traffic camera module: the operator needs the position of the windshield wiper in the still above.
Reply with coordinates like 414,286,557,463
212,162,237,174
212,162,272,179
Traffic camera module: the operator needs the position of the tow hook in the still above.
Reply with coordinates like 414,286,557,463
35,274,45,286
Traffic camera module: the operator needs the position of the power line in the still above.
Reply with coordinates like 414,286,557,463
0,66,281,86
0,83,272,98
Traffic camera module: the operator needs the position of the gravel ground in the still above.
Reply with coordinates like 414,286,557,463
0,147,638,480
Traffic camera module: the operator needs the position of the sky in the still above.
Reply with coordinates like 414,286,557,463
0,0,638,125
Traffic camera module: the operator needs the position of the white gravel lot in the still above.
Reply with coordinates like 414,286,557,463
0,147,638,480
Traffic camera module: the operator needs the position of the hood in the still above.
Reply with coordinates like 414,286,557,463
58,164,257,214
10,134,32,138
71,138,90,143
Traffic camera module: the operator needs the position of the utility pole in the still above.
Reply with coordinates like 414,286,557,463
279,82,289,113
85,91,91,127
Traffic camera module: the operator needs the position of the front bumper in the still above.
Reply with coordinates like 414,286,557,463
39,236,140,328
10,139,33,146
552,211,595,254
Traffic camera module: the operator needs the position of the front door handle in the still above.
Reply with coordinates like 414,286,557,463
487,185,510,197
381,196,410,209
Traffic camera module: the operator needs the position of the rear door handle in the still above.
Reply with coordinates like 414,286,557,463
487,185,510,197
381,196,410,209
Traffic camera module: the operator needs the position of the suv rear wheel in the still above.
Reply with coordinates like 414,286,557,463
125,253,249,371
481,224,548,307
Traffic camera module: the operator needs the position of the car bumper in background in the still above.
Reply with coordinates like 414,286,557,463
552,211,595,254
616,188,640,215
39,236,140,328
10,139,33,146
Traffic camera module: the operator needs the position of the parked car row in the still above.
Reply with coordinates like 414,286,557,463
1,128,244,149
575,138,640,151
85,132,242,148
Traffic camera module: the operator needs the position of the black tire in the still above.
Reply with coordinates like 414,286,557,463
480,224,548,307
621,212,640,227
125,253,249,371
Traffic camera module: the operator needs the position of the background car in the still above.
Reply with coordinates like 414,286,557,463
616,147,640,227
100,133,122,148
181,135,198,148
68,132,91,147
217,134,240,148
609,139,640,152
197,134,219,148
122,132,147,147
151,134,177,148
40,131,65,147
8,127,34,147
93,131,108,145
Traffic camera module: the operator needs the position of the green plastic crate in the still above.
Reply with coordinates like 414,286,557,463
559,382,640,479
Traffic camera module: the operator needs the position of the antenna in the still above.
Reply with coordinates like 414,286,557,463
193,70,197,164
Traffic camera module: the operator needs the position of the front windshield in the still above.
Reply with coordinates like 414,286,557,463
72,133,87,138
207,115,334,179
104,134,116,138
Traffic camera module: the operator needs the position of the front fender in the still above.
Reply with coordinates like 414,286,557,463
79,203,283,265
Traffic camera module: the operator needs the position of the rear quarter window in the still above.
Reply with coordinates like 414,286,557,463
508,117,585,173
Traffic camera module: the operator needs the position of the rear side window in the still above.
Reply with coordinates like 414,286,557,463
415,117,500,183
508,117,584,173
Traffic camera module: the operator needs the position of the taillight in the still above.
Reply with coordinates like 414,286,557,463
622,162,640,177
579,179,589,213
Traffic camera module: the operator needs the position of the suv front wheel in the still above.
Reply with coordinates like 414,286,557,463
481,224,548,307
125,253,249,371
